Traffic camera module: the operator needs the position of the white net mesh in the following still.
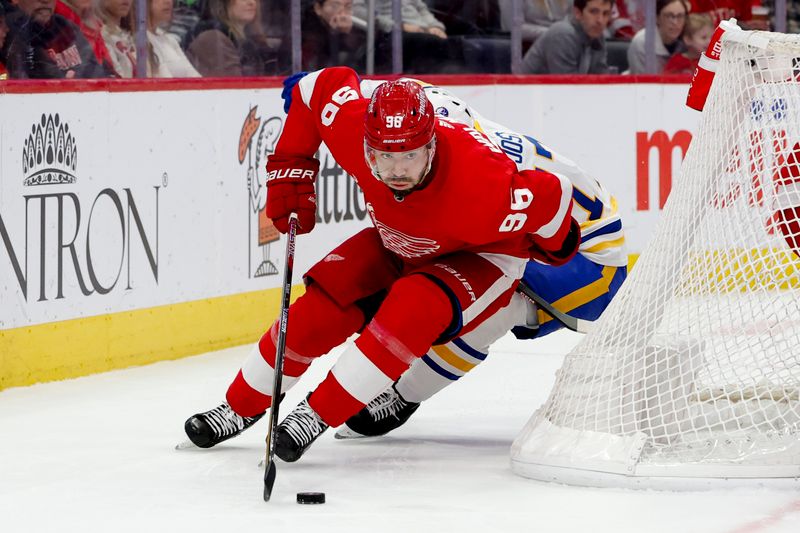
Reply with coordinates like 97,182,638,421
511,30,800,488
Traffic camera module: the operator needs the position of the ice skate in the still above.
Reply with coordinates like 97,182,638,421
274,397,329,462
183,402,264,449
335,385,420,439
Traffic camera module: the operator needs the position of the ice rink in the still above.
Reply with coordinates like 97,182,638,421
2,330,799,533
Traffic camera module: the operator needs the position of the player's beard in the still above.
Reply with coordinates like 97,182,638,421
384,176,419,190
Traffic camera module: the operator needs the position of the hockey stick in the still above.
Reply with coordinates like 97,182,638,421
516,280,593,334
263,213,298,502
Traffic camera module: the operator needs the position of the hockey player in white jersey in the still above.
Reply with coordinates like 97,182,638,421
337,81,628,439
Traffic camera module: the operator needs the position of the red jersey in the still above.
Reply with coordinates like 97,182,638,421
275,67,574,269
55,1,117,76
664,53,698,75
690,0,752,25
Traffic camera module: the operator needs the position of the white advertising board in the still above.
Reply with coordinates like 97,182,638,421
0,80,699,331
0,89,370,329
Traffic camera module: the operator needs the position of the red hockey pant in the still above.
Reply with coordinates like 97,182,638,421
226,228,522,425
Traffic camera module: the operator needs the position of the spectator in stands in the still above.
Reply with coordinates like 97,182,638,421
627,0,688,74
147,0,199,77
690,0,746,25
692,1,772,30
520,0,613,74
167,0,201,46
0,3,8,78
425,0,503,37
6,0,110,77
607,0,641,40
55,0,116,73
761,0,800,33
301,0,365,71
422,1,509,73
354,0,447,37
497,0,572,48
663,12,713,74
353,0,461,73
185,0,284,76
1,0,25,53
98,0,136,77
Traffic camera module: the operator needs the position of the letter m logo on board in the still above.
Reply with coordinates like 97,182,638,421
636,130,693,211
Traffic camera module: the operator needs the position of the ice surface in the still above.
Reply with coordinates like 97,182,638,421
1,331,798,533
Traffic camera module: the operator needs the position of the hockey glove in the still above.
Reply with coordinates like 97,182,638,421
266,154,319,234
528,218,580,266
281,71,309,113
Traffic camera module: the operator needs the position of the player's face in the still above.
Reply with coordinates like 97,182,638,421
367,145,431,191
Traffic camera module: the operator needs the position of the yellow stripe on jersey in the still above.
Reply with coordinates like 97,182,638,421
584,237,626,254
537,266,616,326
431,344,477,373
580,196,619,227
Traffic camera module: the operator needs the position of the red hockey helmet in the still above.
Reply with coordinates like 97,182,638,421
364,80,436,153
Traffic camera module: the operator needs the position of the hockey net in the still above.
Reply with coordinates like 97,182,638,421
511,28,800,489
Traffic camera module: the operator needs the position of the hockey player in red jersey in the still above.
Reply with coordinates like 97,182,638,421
183,66,578,462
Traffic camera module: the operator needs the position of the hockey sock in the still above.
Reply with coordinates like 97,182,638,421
226,284,364,417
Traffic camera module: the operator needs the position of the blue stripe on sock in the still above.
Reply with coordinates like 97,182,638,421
452,338,488,361
421,354,461,381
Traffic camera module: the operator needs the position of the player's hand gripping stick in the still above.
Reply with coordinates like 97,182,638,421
266,155,319,234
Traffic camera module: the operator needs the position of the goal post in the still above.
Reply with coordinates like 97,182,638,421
510,26,800,489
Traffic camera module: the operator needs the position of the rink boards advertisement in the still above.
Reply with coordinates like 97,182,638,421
0,78,698,388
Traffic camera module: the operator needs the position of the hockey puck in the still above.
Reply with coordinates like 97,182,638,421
296,492,326,505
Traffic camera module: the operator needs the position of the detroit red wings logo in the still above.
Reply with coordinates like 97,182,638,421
367,203,440,258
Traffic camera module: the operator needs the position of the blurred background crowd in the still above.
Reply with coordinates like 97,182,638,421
0,0,794,80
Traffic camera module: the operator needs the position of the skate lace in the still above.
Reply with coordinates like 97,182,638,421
366,388,407,421
203,403,251,438
282,401,328,446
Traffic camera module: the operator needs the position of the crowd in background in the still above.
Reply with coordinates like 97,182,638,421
0,0,791,80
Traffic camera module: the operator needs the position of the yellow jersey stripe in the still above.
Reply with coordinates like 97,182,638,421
583,237,626,253
538,266,616,325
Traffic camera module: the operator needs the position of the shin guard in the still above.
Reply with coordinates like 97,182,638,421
226,284,364,417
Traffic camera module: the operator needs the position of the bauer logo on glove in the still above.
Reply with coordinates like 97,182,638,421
266,168,318,182
265,154,320,234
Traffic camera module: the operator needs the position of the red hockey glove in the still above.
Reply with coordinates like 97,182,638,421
266,154,319,234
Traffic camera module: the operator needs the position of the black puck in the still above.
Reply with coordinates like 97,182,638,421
296,492,326,504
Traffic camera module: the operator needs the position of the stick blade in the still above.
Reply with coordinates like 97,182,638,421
263,460,277,502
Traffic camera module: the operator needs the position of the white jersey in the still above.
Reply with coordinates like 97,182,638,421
360,79,627,267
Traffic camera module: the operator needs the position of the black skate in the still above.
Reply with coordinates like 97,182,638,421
184,402,264,449
274,397,329,462
335,385,420,439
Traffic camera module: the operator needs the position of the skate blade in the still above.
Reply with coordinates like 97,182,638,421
175,439,198,450
334,426,369,440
